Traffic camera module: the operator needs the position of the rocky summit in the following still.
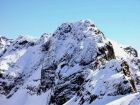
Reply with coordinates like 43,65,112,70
0,20,140,105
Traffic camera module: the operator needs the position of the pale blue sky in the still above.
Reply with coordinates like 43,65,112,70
0,0,140,50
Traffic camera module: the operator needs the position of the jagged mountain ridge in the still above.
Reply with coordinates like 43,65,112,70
0,20,140,105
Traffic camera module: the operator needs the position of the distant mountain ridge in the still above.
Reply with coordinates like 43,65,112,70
0,20,140,105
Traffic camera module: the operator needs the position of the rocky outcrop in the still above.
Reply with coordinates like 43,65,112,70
124,46,138,57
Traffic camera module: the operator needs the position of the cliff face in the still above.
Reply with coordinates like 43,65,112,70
0,20,140,105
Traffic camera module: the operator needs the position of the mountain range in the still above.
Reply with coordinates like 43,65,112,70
0,20,140,105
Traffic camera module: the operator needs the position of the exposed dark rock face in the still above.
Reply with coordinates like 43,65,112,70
41,65,57,92
105,42,116,60
121,61,137,92
42,40,51,51
49,72,86,105
124,46,138,57
98,41,115,61
0,73,24,98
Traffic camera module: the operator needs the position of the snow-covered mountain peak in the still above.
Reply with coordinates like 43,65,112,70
0,37,6,45
0,20,140,105
0,36,12,45
15,35,37,42
53,20,105,42
0,36,13,57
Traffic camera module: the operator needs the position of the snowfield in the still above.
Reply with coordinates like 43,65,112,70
0,20,140,105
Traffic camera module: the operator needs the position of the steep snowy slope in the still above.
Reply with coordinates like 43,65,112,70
0,20,140,105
